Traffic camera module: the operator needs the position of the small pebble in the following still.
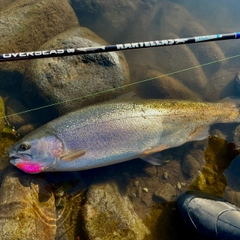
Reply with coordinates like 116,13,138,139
143,165,157,177
143,188,148,193
176,182,181,190
137,186,142,198
131,193,136,198
154,183,176,202
181,182,186,187
134,180,139,187
163,172,168,180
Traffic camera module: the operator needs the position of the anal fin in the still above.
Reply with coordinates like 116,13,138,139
188,126,209,142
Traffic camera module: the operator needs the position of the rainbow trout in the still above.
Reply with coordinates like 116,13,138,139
8,99,240,174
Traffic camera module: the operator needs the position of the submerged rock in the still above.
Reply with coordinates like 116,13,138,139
23,27,130,120
204,66,236,101
154,183,176,202
136,69,200,100
181,21,226,72
233,125,240,148
155,33,208,94
55,192,83,240
158,2,194,37
181,150,205,178
82,181,150,240
0,168,56,240
16,123,40,136
224,186,240,208
0,0,79,90
0,0,16,10
5,97,40,130
234,71,240,95
71,0,166,43
0,96,5,131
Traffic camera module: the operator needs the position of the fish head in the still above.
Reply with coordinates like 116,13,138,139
9,130,63,174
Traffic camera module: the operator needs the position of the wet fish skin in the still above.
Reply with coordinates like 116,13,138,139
8,99,240,173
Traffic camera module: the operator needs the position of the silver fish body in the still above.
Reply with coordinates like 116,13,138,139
8,99,239,173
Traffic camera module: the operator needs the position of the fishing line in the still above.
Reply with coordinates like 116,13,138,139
3,52,240,120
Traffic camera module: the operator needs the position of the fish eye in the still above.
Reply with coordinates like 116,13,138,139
18,143,31,151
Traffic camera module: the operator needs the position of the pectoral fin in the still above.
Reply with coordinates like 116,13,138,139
140,145,168,165
60,150,86,161
188,126,209,141
140,153,163,165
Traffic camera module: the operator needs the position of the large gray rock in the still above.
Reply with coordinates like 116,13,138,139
22,27,130,120
0,0,16,10
204,66,236,101
0,168,56,240
181,21,226,72
0,0,79,89
135,69,200,100
71,0,166,43
82,181,150,240
155,33,208,94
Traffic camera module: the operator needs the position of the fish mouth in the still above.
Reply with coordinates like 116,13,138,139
9,156,46,174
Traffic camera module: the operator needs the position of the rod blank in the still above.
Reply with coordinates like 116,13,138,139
0,32,239,62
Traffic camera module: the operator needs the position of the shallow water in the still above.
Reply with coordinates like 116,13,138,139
1,0,240,239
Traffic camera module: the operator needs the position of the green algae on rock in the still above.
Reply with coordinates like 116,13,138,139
189,136,240,196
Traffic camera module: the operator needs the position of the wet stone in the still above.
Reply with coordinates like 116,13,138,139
5,97,39,130
143,165,157,177
224,186,240,208
155,32,208,94
181,150,205,178
23,27,130,120
82,181,150,240
163,172,169,180
134,180,139,187
181,154,200,178
143,188,148,193
136,69,200,100
205,66,237,101
0,168,56,240
16,123,41,136
181,21,226,72
137,186,142,198
131,193,137,198
176,182,181,190
233,125,240,148
55,193,83,240
0,0,79,90
210,129,227,140
0,0,16,10
234,71,240,95
154,183,177,202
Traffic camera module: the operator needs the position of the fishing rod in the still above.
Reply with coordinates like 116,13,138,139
1,32,240,62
